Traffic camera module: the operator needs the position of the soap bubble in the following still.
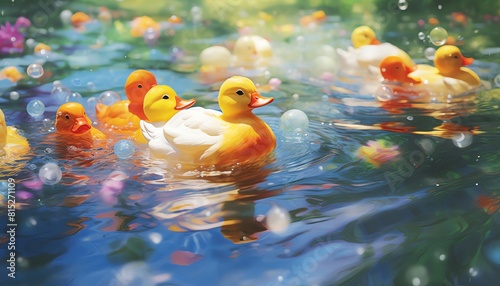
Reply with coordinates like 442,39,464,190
375,85,394,102
418,32,425,40
398,0,408,10
52,86,72,104
266,205,291,233
494,74,500,87
26,100,45,117
280,109,309,134
424,47,436,60
86,97,98,117
38,163,62,185
429,27,448,46
98,91,121,106
452,132,473,148
27,63,44,78
269,78,282,90
10,91,20,100
60,10,73,25
86,81,96,92
66,92,83,103
143,27,159,46
114,140,135,159
72,78,82,86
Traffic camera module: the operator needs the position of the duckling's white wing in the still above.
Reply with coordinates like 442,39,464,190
162,107,224,160
336,46,358,67
140,120,165,141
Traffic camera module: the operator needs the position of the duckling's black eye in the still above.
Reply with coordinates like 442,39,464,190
453,55,459,59
65,114,70,120
236,89,244,96
137,84,143,88
162,94,169,100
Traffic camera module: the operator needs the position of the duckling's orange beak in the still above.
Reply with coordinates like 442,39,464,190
370,38,381,45
174,97,196,110
72,117,91,134
248,92,274,108
461,55,474,66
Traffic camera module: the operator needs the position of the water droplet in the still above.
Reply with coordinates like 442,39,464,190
429,27,448,46
418,32,425,40
26,100,45,117
10,91,20,100
99,91,121,106
424,47,436,60
407,116,414,121
494,74,500,87
114,140,135,159
452,132,473,148
439,254,446,261
280,109,309,134
60,10,72,25
266,205,291,233
438,4,442,10
65,92,83,103
27,63,44,78
292,93,299,100
38,162,62,185
398,0,408,10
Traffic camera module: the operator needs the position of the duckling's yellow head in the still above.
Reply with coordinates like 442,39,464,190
143,85,196,122
55,102,92,135
0,108,6,145
351,26,380,48
218,76,274,117
434,45,473,74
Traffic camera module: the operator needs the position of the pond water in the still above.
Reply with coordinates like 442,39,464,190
2,1,500,286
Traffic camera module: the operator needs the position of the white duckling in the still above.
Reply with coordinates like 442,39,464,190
336,26,415,73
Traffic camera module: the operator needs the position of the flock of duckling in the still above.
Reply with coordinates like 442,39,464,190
0,24,486,173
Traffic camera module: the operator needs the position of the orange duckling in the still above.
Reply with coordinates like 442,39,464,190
71,12,92,28
380,56,421,84
54,102,106,149
95,70,157,131
130,16,160,37
0,66,23,83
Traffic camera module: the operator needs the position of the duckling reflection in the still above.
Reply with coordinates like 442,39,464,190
147,162,283,244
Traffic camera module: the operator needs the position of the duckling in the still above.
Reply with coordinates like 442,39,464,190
336,25,415,73
140,76,276,168
55,102,106,149
380,56,421,84
0,66,23,83
0,108,29,159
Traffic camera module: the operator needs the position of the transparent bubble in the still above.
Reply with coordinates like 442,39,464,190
424,47,436,61
26,38,36,48
98,91,121,106
191,6,202,22
375,85,394,102
86,81,96,92
72,78,81,86
51,86,72,104
494,74,500,87
268,78,282,89
418,32,425,40
143,27,159,46
114,139,135,159
65,92,83,103
280,109,309,134
429,27,448,46
60,10,73,25
86,97,98,117
398,0,408,10
452,132,473,148
10,91,20,100
26,100,45,117
26,63,44,78
266,205,291,234
38,162,62,185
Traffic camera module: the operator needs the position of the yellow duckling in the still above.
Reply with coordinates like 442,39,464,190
0,108,30,173
406,45,481,96
0,66,23,83
54,102,106,149
130,16,160,38
336,25,415,71
233,35,273,69
140,76,276,168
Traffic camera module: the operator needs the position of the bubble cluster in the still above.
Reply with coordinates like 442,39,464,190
99,91,121,106
429,27,448,46
114,140,135,159
26,63,44,78
280,109,309,134
26,100,45,117
38,163,63,185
